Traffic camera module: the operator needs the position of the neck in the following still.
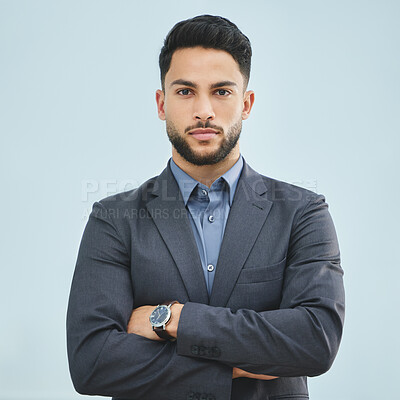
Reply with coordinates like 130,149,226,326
172,147,240,188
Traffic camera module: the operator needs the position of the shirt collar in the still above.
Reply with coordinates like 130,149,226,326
169,155,244,206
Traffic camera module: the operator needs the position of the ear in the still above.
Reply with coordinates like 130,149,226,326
242,90,255,120
156,89,166,120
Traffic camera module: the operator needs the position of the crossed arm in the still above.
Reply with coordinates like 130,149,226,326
67,196,344,398
127,303,278,380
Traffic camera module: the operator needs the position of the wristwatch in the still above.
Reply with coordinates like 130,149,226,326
149,301,178,341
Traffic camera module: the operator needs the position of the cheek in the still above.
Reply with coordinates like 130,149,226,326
220,109,242,126
214,101,243,120
165,100,191,121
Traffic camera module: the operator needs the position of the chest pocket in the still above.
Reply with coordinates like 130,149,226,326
227,258,286,312
236,257,286,284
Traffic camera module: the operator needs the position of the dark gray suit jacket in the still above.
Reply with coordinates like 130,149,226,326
67,160,345,400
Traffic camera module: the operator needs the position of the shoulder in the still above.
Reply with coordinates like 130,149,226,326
85,173,160,228
265,175,323,205
96,174,158,210
241,161,324,210
250,172,336,242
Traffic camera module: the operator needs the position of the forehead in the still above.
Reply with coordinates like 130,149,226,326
166,47,244,88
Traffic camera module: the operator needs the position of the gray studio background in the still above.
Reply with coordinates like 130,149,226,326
1,1,399,399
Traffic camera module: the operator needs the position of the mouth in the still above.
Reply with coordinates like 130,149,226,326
188,128,219,141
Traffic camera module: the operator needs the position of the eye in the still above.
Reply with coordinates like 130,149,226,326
177,89,192,96
215,89,231,96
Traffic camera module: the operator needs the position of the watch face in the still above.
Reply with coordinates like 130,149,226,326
149,305,170,327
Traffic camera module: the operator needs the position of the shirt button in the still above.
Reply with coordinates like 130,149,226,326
202,189,208,196
207,264,214,272
208,215,215,223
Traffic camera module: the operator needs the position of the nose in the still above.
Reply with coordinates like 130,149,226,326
193,95,215,121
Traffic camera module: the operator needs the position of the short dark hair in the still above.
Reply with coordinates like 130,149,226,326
159,15,252,90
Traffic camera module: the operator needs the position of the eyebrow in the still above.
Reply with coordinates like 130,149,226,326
210,81,237,89
169,79,238,89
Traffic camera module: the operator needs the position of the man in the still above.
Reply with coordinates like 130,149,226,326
67,15,345,400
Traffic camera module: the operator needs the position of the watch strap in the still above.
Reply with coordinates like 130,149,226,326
153,326,176,341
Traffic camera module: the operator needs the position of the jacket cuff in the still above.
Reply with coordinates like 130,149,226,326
177,302,224,360
177,302,232,400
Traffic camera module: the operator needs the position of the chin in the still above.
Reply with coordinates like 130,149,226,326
191,149,220,160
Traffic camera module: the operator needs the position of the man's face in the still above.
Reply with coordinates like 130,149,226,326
156,47,254,166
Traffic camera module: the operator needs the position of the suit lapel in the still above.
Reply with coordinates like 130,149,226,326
209,162,273,307
145,165,209,304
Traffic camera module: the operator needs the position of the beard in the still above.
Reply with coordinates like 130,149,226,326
166,119,242,166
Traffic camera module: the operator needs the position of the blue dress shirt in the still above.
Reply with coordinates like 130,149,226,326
170,156,244,296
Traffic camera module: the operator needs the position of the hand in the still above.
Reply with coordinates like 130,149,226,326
127,305,162,341
127,303,184,341
165,303,184,338
232,367,278,381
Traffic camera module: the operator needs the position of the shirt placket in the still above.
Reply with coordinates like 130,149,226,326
201,182,225,295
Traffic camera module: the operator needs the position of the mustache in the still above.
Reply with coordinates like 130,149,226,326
184,121,224,134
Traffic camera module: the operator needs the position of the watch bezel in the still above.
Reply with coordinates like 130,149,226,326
149,304,171,328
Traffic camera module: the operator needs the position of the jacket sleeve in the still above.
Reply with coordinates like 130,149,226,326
176,195,345,377
66,202,232,400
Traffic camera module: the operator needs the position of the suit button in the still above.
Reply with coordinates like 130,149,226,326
191,345,199,355
212,347,221,357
